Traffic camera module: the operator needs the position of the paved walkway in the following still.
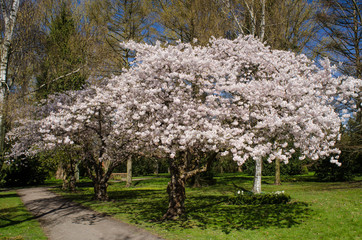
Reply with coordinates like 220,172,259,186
17,187,163,240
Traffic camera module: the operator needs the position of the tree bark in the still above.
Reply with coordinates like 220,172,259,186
162,158,186,220
84,153,111,201
260,0,265,41
61,161,77,191
0,0,20,166
192,173,202,188
93,180,109,201
252,158,262,193
274,158,281,185
126,155,132,187
153,158,159,175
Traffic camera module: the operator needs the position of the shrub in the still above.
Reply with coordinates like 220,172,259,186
1,156,50,187
228,191,291,205
313,154,358,181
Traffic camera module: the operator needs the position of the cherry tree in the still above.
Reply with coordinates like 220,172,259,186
6,93,83,191
204,37,361,193
37,82,141,201
8,80,139,200
114,36,360,219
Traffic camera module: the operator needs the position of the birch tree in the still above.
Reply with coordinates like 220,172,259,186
0,0,19,166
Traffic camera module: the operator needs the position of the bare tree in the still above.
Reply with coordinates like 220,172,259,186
316,0,361,78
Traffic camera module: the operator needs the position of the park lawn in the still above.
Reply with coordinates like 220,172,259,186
0,190,47,240
55,173,362,240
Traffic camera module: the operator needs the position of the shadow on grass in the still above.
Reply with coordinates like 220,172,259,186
65,187,312,233
0,206,36,228
185,196,311,233
0,193,18,198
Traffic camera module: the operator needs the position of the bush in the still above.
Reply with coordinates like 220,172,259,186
228,191,291,205
0,156,50,187
313,119,361,182
313,154,359,182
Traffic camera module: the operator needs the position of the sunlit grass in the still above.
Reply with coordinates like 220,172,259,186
0,191,47,240
55,173,362,240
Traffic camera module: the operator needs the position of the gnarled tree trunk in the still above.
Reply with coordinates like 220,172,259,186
93,180,109,201
162,158,186,220
162,152,217,220
84,152,113,201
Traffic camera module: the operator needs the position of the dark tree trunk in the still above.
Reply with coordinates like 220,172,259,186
163,152,217,220
62,173,76,191
61,161,77,191
93,180,108,201
162,159,186,220
85,158,111,201
192,173,202,188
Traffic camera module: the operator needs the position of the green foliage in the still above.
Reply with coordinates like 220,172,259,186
313,155,357,182
0,191,47,239
314,118,362,182
0,157,50,187
36,3,87,100
228,192,291,205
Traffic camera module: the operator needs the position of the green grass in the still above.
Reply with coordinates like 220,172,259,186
54,173,362,240
0,191,47,240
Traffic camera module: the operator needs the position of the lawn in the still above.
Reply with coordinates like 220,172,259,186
0,190,47,240
54,173,361,240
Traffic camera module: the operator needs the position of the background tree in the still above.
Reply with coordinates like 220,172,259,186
316,0,361,78
315,0,361,180
36,2,87,100
155,0,232,44
86,0,154,73
0,0,19,169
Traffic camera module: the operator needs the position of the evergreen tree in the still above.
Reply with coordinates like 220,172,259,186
36,3,87,100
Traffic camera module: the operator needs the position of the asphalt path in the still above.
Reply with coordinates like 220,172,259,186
17,187,163,240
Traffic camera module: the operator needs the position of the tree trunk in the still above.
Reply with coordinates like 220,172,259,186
162,159,186,220
62,172,76,191
75,163,80,182
56,164,65,179
192,173,202,188
61,161,77,191
85,158,110,201
260,0,265,41
0,0,20,166
126,155,132,188
93,180,108,201
252,158,262,193
274,158,281,185
153,159,159,175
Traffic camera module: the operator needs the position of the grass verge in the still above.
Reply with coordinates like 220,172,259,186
55,173,362,240
0,190,47,240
